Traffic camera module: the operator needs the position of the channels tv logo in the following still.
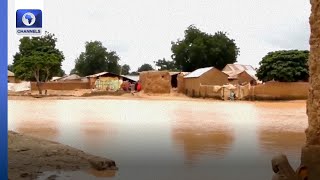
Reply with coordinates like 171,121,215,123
16,9,42,35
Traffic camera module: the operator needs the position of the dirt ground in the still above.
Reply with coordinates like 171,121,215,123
8,89,200,101
8,131,117,180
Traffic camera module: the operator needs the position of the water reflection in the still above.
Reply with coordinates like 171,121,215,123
259,130,305,155
15,119,59,140
256,101,307,158
8,99,308,180
80,120,117,149
88,169,116,178
37,169,116,180
172,109,234,163
8,101,60,140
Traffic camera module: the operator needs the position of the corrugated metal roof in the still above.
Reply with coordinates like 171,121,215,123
51,76,62,81
222,64,257,79
223,64,255,72
8,70,14,77
86,72,108,78
244,70,258,80
59,74,81,81
184,67,214,78
123,75,139,82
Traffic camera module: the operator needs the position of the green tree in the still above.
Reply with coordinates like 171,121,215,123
56,68,66,77
12,32,64,94
154,58,179,71
129,71,139,75
171,25,240,72
121,64,130,75
256,50,309,82
73,41,121,76
70,68,78,75
137,63,154,72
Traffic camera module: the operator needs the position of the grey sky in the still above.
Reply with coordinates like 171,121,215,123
8,0,311,74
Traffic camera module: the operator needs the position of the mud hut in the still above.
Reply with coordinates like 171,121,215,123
139,71,171,94
222,64,258,85
86,72,137,90
8,70,16,83
177,72,190,93
169,72,180,88
184,67,229,97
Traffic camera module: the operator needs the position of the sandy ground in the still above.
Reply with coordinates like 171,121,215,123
8,131,117,180
8,90,307,103
8,89,202,101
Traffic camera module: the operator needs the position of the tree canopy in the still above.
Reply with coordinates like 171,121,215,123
256,50,309,82
171,25,239,72
73,41,121,76
137,63,154,72
12,32,65,93
121,64,130,75
154,58,179,71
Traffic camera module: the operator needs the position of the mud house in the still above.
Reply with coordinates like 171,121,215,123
139,71,171,93
169,72,180,88
123,75,139,82
86,72,137,91
184,67,229,97
222,64,258,85
51,74,88,82
177,72,190,93
8,70,15,83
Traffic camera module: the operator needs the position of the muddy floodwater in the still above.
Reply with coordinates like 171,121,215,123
8,99,307,180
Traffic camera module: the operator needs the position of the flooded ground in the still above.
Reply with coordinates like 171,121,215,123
8,99,307,180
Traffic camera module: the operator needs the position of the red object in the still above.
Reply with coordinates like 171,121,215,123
137,83,141,91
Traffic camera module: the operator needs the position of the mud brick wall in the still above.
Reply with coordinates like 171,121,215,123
250,81,309,100
300,1,320,179
31,82,91,90
306,0,320,146
139,71,171,94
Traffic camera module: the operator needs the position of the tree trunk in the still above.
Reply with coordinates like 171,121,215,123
36,81,42,95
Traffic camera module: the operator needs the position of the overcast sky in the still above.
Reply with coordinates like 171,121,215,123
8,0,311,74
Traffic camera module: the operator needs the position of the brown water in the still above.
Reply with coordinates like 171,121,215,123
8,99,307,180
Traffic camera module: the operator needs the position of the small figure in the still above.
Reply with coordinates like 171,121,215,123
137,81,141,92
230,91,235,101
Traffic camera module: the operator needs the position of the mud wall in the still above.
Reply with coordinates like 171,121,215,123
139,71,171,94
184,68,229,97
249,81,309,100
300,1,320,179
199,85,222,99
177,74,185,93
31,82,91,90
306,0,320,146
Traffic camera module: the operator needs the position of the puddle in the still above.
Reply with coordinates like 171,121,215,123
37,169,116,180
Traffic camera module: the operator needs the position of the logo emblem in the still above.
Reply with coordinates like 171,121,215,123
16,9,42,35
22,12,36,26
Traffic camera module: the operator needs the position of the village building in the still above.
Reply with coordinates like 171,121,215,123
123,75,139,82
51,74,88,82
139,71,171,94
8,70,15,83
222,64,258,85
184,67,229,97
177,72,190,93
86,72,137,91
